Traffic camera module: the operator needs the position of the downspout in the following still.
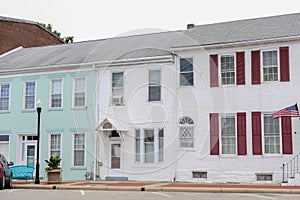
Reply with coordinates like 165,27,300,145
172,52,178,182
93,64,99,180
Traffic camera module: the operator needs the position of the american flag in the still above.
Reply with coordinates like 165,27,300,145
272,104,299,118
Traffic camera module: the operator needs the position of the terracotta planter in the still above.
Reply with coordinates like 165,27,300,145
46,169,62,184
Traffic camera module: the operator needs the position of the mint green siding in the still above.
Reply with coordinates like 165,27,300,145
0,70,97,180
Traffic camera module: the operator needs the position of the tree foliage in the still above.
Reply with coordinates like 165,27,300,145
40,23,74,43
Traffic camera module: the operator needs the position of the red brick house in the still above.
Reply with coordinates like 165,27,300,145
0,16,64,55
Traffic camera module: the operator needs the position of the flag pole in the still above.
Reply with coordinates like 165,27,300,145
297,102,300,120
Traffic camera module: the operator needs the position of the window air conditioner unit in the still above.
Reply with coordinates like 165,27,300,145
112,96,124,106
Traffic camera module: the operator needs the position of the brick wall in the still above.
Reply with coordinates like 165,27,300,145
0,20,64,54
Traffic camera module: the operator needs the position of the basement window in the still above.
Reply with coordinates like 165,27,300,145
256,173,273,181
192,171,207,179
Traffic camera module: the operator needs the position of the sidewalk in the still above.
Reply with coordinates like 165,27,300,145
12,180,300,194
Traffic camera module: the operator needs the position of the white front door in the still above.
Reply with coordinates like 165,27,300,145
109,143,122,177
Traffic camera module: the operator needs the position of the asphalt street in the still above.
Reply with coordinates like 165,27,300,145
1,189,300,200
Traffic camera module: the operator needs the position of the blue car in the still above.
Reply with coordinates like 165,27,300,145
0,153,14,189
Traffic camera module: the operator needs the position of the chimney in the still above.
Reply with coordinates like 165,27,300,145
187,23,195,29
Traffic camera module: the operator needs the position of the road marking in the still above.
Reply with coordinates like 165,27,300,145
241,194,275,200
80,190,86,195
8,189,17,193
151,192,171,198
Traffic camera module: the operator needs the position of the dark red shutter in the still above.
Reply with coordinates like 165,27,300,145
281,116,293,154
252,112,262,155
251,50,260,85
210,113,219,155
236,52,245,85
237,112,247,155
210,54,218,87
280,46,290,82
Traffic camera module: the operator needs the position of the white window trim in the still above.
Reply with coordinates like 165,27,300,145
0,134,10,161
179,116,195,149
72,77,87,108
261,48,280,83
219,114,237,156
219,54,236,86
72,132,86,168
135,128,163,164
179,57,194,87
111,71,125,106
0,82,11,111
49,79,63,109
48,132,62,159
262,113,282,155
23,81,36,110
148,69,162,102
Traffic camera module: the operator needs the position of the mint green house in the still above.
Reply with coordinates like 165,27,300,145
0,45,97,180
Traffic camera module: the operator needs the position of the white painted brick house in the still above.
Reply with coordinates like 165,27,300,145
97,13,300,184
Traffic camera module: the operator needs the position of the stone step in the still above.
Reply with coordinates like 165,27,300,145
105,176,128,181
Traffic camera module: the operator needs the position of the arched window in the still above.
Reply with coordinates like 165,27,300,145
179,116,194,148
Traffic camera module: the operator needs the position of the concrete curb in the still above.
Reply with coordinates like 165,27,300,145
12,184,300,194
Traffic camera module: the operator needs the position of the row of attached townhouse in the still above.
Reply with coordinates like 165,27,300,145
1,13,300,184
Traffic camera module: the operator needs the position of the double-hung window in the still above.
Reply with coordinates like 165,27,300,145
149,70,161,101
50,79,62,108
73,133,85,166
179,116,194,148
220,55,235,85
221,115,236,155
24,81,36,109
50,133,61,158
135,128,164,163
0,84,10,111
73,77,86,107
112,72,124,105
263,114,280,154
262,50,278,82
180,58,193,86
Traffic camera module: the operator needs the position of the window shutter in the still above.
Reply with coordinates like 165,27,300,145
252,112,262,155
236,52,245,85
210,54,218,87
237,112,247,155
251,50,260,85
280,46,290,82
281,116,293,154
210,113,219,155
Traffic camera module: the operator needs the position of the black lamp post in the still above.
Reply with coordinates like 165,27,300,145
35,100,42,184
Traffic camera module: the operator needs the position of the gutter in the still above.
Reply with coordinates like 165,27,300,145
0,55,174,76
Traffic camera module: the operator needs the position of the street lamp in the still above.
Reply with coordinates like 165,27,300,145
35,99,42,184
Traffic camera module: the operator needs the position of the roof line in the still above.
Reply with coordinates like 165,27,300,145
190,12,300,29
0,46,23,58
0,16,65,43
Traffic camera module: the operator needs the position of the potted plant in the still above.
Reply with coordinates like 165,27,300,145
45,153,62,184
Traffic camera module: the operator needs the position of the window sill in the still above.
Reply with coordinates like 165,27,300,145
70,166,87,170
177,148,196,152
0,110,10,114
48,108,63,112
147,100,163,104
262,154,283,158
218,154,240,158
178,85,195,89
22,109,35,113
71,106,87,110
